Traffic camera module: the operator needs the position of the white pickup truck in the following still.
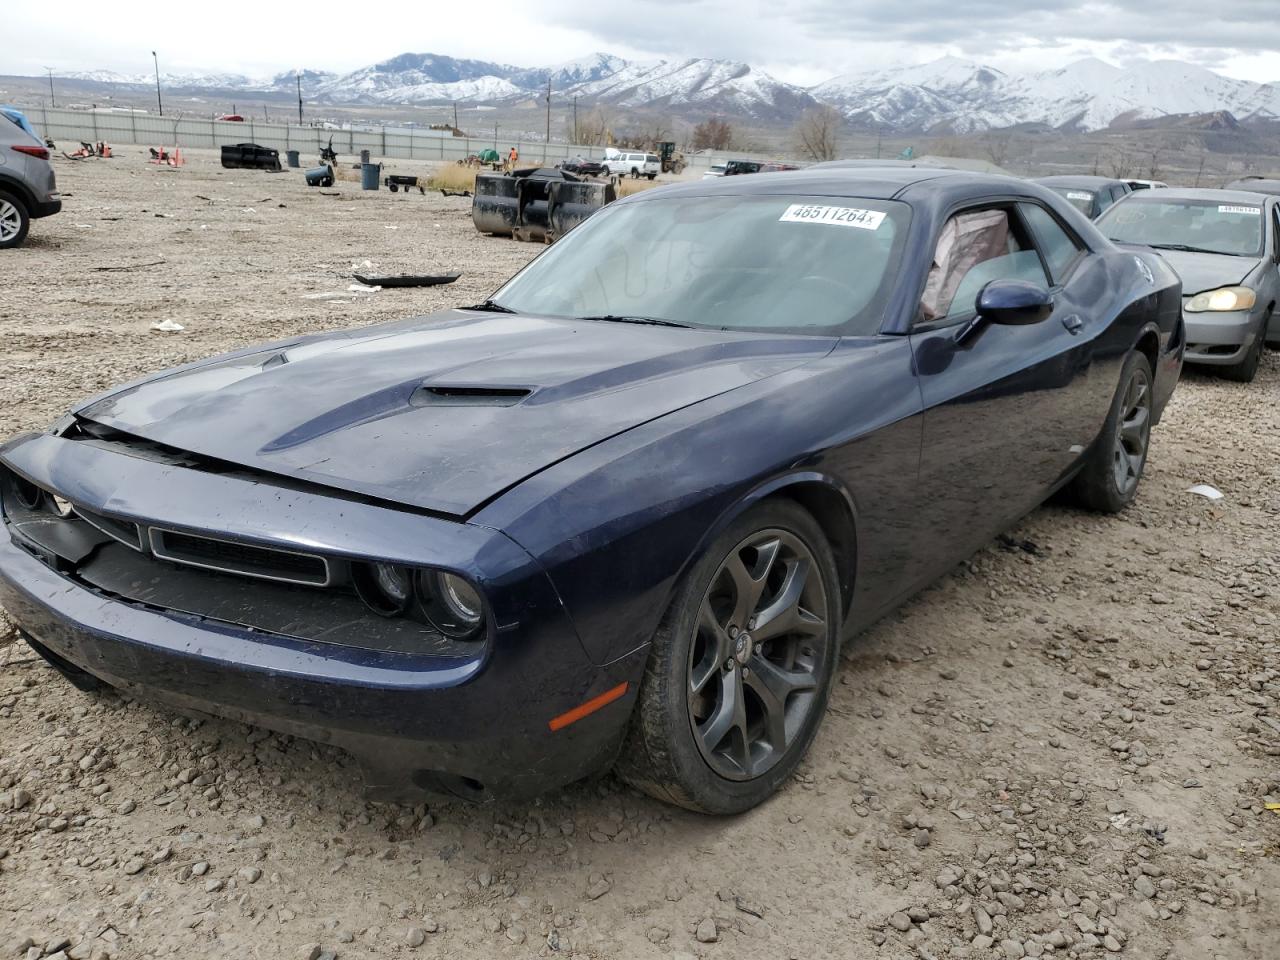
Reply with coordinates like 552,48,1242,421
600,151,659,180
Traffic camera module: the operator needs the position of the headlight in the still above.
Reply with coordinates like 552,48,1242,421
353,561,413,616
1185,286,1256,313
416,570,486,639
12,476,43,511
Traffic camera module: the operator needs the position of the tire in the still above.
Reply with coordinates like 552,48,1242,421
0,189,31,250
617,499,842,814
647,172,657,181
1070,350,1154,513
600,166,611,177
1221,319,1265,382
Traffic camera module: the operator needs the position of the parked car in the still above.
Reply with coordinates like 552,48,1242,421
1225,176,1280,196
702,162,727,179
0,169,1182,814
600,151,658,180
1035,175,1133,219
1126,179,1168,191
0,108,61,249
561,156,604,176
1096,186,1280,381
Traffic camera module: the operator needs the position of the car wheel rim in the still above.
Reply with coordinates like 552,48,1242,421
0,200,19,242
687,528,828,782
1112,366,1151,495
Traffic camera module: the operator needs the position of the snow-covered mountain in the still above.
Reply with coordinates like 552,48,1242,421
816,56,1280,132
37,52,1280,132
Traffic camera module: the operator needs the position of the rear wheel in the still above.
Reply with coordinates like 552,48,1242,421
1070,351,1153,513
0,190,31,249
617,500,841,814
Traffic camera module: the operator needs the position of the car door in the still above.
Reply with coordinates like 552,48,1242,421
904,201,1099,576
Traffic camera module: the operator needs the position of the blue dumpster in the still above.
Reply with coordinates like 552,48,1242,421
361,162,381,190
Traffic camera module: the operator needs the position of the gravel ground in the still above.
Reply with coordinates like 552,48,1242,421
1,148,1277,960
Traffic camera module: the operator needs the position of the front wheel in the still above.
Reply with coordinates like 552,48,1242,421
617,500,841,814
1221,317,1266,382
1070,350,1153,513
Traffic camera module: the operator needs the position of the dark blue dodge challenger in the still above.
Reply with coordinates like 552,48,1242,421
0,169,1183,813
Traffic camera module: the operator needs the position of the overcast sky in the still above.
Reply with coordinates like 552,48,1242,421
3,0,1278,85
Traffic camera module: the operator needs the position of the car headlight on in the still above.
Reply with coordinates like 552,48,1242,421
417,570,486,639
1185,286,1256,313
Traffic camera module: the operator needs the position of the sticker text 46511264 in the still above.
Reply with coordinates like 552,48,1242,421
779,204,886,230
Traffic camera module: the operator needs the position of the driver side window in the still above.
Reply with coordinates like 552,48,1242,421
919,207,1049,322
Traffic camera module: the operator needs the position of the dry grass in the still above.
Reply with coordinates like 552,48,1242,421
426,164,480,192
616,178,663,197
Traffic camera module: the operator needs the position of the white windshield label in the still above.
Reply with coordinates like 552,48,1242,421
779,204,885,229
1067,191,1093,201
1218,205,1260,215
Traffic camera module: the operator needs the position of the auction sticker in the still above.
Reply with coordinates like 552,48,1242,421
779,204,885,229
1067,191,1093,201
1218,205,1260,215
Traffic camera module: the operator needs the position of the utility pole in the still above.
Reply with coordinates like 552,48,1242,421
573,94,579,145
296,70,303,125
453,101,458,131
44,67,56,108
876,127,881,159
494,123,498,151
152,51,163,116
544,77,551,163
1194,154,1206,187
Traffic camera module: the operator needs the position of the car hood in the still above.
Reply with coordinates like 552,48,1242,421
76,310,835,516
1151,249,1262,296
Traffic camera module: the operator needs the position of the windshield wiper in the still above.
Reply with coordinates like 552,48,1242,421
1146,242,1245,256
576,314,692,328
464,299,517,313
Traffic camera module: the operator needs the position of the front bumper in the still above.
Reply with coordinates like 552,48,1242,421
1183,308,1257,365
0,432,642,801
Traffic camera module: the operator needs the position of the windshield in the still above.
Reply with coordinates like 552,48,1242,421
1098,196,1264,257
1048,187,1096,216
489,194,912,335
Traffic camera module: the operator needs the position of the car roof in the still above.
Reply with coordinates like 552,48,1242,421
1124,186,1271,204
1034,175,1125,189
1226,177,1280,195
617,166,1009,203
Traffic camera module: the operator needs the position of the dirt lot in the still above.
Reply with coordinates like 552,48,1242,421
1,147,1277,960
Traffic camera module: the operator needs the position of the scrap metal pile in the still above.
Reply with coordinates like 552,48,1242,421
472,167,616,243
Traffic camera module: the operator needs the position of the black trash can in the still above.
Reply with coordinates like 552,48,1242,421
286,149,300,168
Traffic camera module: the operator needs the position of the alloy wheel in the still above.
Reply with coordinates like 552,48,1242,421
687,528,829,781
0,199,20,243
1112,365,1151,495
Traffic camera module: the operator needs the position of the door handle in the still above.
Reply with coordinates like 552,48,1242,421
1061,314,1084,335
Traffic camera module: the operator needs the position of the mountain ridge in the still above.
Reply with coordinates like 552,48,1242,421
46,52,1280,132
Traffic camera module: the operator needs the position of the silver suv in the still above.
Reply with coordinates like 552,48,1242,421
0,107,61,249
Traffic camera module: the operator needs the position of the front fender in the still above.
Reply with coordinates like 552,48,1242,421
475,337,921,665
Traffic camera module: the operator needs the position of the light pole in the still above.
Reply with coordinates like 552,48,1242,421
44,67,56,108
573,94,579,145
296,70,303,124
152,51,163,116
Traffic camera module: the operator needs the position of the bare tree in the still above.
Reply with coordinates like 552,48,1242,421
576,105,616,147
1145,149,1163,181
983,133,1012,168
691,118,733,151
1105,150,1131,179
793,106,842,162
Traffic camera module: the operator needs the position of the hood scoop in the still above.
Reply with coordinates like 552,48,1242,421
409,384,533,407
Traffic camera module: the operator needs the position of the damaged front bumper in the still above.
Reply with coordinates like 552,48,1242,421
0,431,641,801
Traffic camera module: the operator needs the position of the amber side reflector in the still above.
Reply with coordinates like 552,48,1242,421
548,682,629,732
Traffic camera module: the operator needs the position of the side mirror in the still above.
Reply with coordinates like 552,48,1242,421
975,279,1054,325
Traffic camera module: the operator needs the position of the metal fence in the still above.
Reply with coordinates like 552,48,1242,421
27,105,737,171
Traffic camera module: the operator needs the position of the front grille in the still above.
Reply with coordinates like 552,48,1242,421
149,529,330,586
